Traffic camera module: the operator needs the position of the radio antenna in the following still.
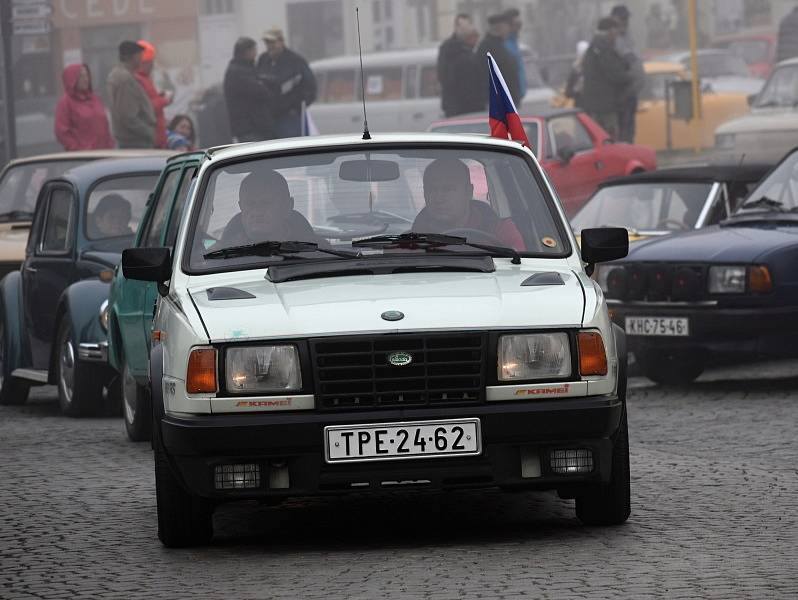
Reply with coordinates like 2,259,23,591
356,7,371,140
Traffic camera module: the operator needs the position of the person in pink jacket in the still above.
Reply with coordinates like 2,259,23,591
54,64,114,151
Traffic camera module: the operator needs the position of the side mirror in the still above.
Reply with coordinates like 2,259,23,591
122,247,171,295
581,227,628,270
557,145,575,165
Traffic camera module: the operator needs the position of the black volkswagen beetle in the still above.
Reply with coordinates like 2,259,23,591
595,149,798,384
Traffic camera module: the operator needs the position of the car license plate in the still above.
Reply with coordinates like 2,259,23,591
324,418,481,463
625,316,689,337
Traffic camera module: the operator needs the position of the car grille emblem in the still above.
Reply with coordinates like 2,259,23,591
387,351,413,367
381,310,404,321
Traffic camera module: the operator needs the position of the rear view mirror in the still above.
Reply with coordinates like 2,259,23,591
581,227,628,266
339,159,400,182
122,247,171,295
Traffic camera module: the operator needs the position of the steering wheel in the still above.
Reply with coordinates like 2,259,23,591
442,228,502,245
656,218,689,230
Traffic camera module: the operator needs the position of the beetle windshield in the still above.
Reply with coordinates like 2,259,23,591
186,146,568,273
0,160,83,221
753,65,798,108
85,174,159,241
571,183,712,233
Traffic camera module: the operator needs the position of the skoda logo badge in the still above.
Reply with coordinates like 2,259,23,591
381,310,404,322
388,351,413,367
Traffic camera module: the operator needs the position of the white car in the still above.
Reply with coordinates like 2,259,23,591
122,132,630,547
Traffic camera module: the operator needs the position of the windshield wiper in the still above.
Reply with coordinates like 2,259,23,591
739,196,785,211
353,232,521,264
203,240,360,261
0,209,34,222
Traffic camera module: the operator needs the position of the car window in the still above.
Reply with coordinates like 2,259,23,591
548,115,593,156
741,151,798,211
361,68,403,101
640,72,680,101
165,166,198,248
754,65,798,108
0,160,83,221
420,65,440,98
85,175,158,241
320,69,356,103
142,168,182,248
41,188,74,253
571,183,713,232
428,121,540,156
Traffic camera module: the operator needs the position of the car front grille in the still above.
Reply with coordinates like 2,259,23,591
310,333,487,411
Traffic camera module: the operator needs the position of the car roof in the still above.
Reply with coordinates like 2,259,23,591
3,149,172,169
166,150,204,165
311,47,438,70
57,156,171,185
644,61,684,75
598,164,773,187
775,56,798,68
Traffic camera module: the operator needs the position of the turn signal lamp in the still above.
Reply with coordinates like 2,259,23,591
577,331,608,376
186,348,218,394
748,266,773,293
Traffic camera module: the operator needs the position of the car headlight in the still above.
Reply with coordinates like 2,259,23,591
715,133,736,150
498,333,571,381
708,265,746,293
99,299,109,332
226,345,302,393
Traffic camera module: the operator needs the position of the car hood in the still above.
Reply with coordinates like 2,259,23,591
0,222,30,262
716,110,798,134
622,224,798,263
187,264,586,342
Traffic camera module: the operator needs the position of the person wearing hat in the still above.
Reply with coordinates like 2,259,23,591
134,40,173,149
611,5,644,143
106,40,156,148
476,13,521,106
256,28,316,139
224,37,277,142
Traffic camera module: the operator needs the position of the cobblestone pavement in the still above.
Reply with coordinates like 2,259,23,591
1,362,797,600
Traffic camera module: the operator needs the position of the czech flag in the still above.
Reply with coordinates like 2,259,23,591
487,52,529,146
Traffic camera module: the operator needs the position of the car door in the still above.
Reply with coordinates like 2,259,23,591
21,184,76,370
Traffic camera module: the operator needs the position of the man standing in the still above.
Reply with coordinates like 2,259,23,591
477,14,521,106
611,5,645,143
777,6,798,62
437,14,483,117
224,37,276,142
134,40,172,149
503,8,527,102
106,41,156,149
581,17,632,140
257,28,317,139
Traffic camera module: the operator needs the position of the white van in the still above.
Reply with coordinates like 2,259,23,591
309,47,555,134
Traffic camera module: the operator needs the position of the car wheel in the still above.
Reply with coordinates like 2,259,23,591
0,317,29,406
56,319,104,417
123,359,151,442
155,445,214,548
639,351,704,386
575,409,631,526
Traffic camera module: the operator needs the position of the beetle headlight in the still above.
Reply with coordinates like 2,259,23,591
498,333,571,381
715,133,736,150
226,345,301,393
708,266,746,293
99,299,109,332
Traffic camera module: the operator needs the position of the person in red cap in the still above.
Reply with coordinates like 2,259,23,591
134,40,172,148
54,64,114,151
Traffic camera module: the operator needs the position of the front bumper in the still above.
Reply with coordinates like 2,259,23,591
159,395,623,500
609,302,798,357
78,341,108,362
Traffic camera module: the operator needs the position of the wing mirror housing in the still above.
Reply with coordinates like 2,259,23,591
557,145,575,165
580,227,628,275
122,247,172,296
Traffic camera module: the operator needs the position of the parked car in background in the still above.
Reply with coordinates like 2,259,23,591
0,154,170,413
429,109,656,215
659,49,765,96
715,57,798,163
711,30,776,79
594,148,798,385
636,61,750,151
571,164,771,242
108,152,202,441
308,47,555,134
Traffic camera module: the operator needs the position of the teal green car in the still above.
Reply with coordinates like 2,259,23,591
108,152,202,441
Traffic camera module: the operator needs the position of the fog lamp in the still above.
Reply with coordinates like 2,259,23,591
214,463,261,490
549,449,594,474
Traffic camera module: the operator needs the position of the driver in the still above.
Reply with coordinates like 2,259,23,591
92,193,132,238
214,169,320,247
412,158,525,250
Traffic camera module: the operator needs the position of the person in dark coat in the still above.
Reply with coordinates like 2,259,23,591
477,13,521,106
777,7,798,62
257,28,317,139
581,17,632,140
223,37,276,142
437,14,484,117
612,5,645,143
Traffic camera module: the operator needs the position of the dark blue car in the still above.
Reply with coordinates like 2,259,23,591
595,149,798,384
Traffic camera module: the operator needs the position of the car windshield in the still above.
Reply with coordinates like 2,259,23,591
753,65,798,108
85,174,159,241
737,151,798,213
0,160,84,221
429,122,539,155
640,72,680,101
186,146,567,273
571,182,712,233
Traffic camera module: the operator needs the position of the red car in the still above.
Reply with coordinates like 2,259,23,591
712,30,776,79
429,109,656,215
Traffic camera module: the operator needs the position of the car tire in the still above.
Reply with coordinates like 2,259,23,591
155,445,214,548
575,409,631,526
56,318,105,417
123,359,151,442
0,308,30,406
639,351,704,386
